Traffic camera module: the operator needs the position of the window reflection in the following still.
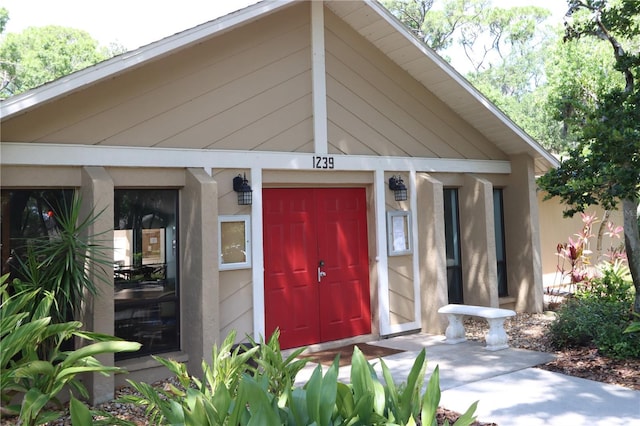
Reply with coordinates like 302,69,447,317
1,189,73,277
493,189,508,297
444,188,463,304
114,190,179,359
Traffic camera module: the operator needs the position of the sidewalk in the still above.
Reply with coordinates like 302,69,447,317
295,333,640,426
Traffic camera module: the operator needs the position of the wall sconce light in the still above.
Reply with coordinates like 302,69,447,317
388,175,408,201
233,173,253,205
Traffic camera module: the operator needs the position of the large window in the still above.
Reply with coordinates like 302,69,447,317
443,188,463,304
493,189,508,297
1,189,74,277
114,189,179,359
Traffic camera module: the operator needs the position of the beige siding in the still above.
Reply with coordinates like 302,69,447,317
0,166,81,187
384,171,415,326
2,4,313,153
324,9,506,161
538,192,624,286
108,168,186,187
219,270,253,341
388,258,415,326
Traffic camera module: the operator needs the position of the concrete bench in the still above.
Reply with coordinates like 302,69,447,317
437,304,516,351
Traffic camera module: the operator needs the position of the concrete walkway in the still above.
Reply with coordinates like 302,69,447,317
294,333,640,426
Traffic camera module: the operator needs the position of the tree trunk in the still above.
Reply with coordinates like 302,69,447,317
622,197,640,314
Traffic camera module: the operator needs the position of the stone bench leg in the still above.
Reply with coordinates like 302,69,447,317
484,317,509,351
443,314,466,344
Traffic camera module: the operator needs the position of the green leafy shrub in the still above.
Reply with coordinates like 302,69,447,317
0,275,141,426
625,313,640,333
549,258,639,359
123,330,478,425
549,297,639,359
577,261,633,305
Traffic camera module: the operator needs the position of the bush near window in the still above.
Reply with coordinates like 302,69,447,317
549,262,639,359
0,274,141,426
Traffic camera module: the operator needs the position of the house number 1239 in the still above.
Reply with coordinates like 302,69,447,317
312,156,335,169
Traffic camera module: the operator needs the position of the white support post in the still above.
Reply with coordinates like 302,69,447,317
251,168,265,340
410,169,421,329
375,169,391,335
311,0,328,154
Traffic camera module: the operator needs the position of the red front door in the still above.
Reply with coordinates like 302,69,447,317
263,188,371,349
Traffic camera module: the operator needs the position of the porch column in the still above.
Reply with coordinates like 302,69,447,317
182,168,219,372
504,155,543,312
80,166,115,404
459,174,498,307
417,174,449,333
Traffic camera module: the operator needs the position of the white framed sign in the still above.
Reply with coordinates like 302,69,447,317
386,210,412,256
218,215,251,270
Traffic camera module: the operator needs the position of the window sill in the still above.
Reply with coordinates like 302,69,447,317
116,351,188,372
499,296,516,308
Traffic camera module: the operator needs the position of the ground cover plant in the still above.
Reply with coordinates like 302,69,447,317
0,274,141,426
121,330,478,426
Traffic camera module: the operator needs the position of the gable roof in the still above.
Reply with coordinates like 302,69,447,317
0,0,558,173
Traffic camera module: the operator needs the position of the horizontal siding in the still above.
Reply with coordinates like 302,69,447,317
388,263,414,326
388,256,414,327
2,3,313,153
325,9,506,161
219,271,254,343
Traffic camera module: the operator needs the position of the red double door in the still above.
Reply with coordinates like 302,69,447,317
263,188,371,349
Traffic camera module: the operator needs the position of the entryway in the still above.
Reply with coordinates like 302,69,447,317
263,188,371,349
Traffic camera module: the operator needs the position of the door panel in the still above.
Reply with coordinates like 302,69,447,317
263,190,319,348
263,188,370,349
316,189,371,342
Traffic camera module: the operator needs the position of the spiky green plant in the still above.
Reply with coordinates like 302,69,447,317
12,192,110,325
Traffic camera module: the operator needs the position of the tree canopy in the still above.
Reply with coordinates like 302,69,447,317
0,18,125,98
538,0,640,314
382,0,565,152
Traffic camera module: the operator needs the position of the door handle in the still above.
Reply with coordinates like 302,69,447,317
318,260,326,283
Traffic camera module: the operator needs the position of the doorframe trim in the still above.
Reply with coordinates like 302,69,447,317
251,168,265,341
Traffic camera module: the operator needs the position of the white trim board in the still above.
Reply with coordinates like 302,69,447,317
311,0,328,155
1,143,512,174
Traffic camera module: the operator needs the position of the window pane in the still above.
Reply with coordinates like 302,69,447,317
443,189,463,304
114,189,179,359
221,221,247,264
493,189,508,297
1,189,74,277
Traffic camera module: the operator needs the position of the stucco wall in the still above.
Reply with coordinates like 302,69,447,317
537,191,625,287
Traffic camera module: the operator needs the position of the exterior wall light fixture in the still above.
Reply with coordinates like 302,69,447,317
389,175,408,201
233,173,253,205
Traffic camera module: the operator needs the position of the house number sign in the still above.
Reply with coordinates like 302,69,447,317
312,156,335,169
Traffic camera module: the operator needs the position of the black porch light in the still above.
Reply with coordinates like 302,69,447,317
233,173,253,205
388,175,408,201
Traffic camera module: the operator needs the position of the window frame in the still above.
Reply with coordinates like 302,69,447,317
218,214,252,270
113,188,180,360
386,210,413,256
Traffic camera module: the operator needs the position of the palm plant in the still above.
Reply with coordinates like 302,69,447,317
12,192,111,325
